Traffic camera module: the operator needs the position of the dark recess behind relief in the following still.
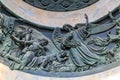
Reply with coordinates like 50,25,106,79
0,3,120,39
0,6,54,39
23,0,99,12
1,2,120,78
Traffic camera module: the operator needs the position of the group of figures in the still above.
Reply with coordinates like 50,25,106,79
23,0,99,11
0,11,120,72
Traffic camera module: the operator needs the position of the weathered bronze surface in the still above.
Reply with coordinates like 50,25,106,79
2,0,120,28
0,11,120,73
0,1,120,78
23,0,99,12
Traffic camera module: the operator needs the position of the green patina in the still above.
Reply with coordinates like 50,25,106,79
23,0,99,12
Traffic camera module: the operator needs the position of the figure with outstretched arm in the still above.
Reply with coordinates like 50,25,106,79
10,35,34,47
6,34,48,70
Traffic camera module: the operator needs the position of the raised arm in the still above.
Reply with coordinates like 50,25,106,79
84,14,89,29
10,35,25,45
